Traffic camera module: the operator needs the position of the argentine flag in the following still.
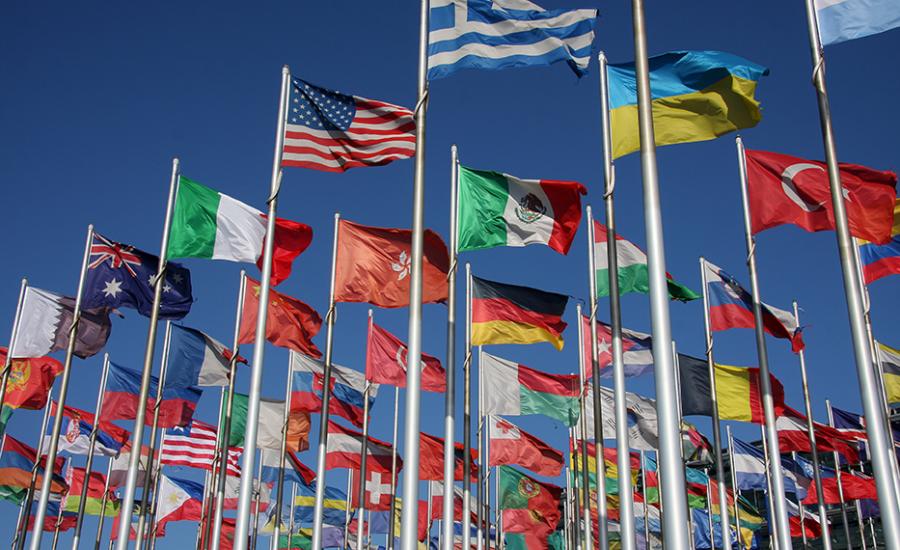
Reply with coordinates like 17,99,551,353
428,0,598,80
816,0,900,45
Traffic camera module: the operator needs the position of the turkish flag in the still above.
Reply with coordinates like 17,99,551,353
259,216,313,286
350,468,394,511
239,276,322,358
334,219,449,308
366,322,446,392
0,348,62,410
419,431,478,482
746,149,897,244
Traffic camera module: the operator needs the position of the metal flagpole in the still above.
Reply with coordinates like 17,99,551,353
356,382,372,550
726,427,744,550
462,264,473,550
791,453,808,549
30,223,95,550
250,451,263,550
51,497,65,550
310,212,342,550
626,1,690,546
734,136,793,550
272,350,297,548
71,352,112,549
597,50,635,550
114,155,180,549
144,433,168,550
791,301,833,549
476,347,484,550
698,257,733,550
0,278,28,411
484,407,491,550
94,458,114,550
388,385,400,550
758,426,778,550
287,482,297,549
233,64,291,550
564,467,571,550
575,303,593,550
200,389,225,550
704,476,715,546
426,482,434,547
494,465,500,550
585,207,611,550
442,143,460,550
826,400,854,549
196,469,213,550
801,3,900,547
570,427,582,550
640,451,651,550
14,384,55,550
344,470,353,550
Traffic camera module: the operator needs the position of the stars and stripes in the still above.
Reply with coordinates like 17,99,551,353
160,420,241,477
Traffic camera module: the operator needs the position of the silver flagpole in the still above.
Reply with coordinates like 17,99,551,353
233,64,291,550
250,451,263,550
310,212,341,550
388,385,400,550
272,350,298,549
483,365,491,550
626,1,689,546
399,1,430,548
704,476,715,546
114,156,180,550
640,451,650,550
758,425,777,550
791,453,809,550
201,387,226,550
0,278,28,411
426,482,434,546
344,470,354,550
442,143,459,550
826,400,854,549
726,427,743,550
698,257,733,550
570,427,582,550
14,384,55,550
597,50,635,550
31,223,95,550
791,301,832,549
564,466,573,550
51,497,65,550
94,458,114,550
287,482,297,549
356,382,372,550
476,347,484,550
801,3,900,546
462,264,473,550
734,135,793,550
71,352,112,549
575,303,593,550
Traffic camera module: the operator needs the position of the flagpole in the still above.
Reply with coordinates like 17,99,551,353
94,458,114,550
726,427,743,550
564,465,573,550
476,346,484,550
640,451,650,550
575,303,593,550
697,257,733,550
287,482,297,547
569,427,582,550
71,352,112,549
757,425,777,550
344,470,353,549
144,436,167,550
13,383,55,550
51,498,65,550
483,367,491,550
462,264,473,550
704,476,715,546
30,223,95,549
791,452,809,549
494,465,500,550
826,399,855,548
388,385,400,550
355,381,372,550
272,351,296,549
441,143,459,550
250,450,263,550
0,277,28,411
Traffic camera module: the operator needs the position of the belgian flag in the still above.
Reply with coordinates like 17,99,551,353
471,276,568,350
677,354,785,423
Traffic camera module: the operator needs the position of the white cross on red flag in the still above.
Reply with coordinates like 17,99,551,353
350,468,393,511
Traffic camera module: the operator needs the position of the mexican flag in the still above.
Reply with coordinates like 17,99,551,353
168,177,312,286
458,166,586,255
498,465,562,538
482,352,581,426
593,220,698,301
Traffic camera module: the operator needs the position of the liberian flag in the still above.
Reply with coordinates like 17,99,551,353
488,416,563,477
290,353,376,429
165,324,242,388
101,362,201,429
457,166,586,255
481,352,581,426
582,315,654,379
324,421,399,473
593,221,698,301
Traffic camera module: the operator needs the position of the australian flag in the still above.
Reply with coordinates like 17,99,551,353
83,233,193,319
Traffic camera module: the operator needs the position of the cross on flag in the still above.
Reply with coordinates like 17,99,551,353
351,469,393,511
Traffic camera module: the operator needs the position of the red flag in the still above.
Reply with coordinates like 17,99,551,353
419,431,478,482
218,518,237,550
0,348,62,409
776,406,860,463
802,472,878,504
746,149,898,244
238,276,322,358
429,482,477,523
53,403,132,452
350,468,393,511
325,421,399,473
366,322,446,392
334,220,449,308
488,416,563,477
260,217,313,286
64,466,117,505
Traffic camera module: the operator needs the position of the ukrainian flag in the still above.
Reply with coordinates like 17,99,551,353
607,50,769,159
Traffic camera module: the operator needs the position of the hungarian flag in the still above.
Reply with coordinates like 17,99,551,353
498,465,562,539
593,221,698,301
584,316,654,379
472,276,568,351
325,421,399,473
776,406,860,463
365,322,445,392
350,468,393,511
62,466,119,517
239,276,322,358
334,219,449,308
419,431,478,482
482,352,581,426
0,348,62,409
457,166,586,255
226,392,309,452
745,149,897,244
167,176,312,286
488,415,563,477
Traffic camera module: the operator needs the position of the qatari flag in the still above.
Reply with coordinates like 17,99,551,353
11,287,113,360
366,322,445,392
324,421,399,474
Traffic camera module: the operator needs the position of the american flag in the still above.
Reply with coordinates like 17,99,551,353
160,420,241,477
281,78,416,173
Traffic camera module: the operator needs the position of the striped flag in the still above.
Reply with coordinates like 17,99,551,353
324,421,398,473
582,315,654,379
160,420,242,477
281,78,415,173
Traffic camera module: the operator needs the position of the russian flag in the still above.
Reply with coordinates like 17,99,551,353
0,435,67,493
290,354,376,428
165,324,242,388
102,362,201,429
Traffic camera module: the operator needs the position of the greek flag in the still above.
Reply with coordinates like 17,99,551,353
428,0,598,80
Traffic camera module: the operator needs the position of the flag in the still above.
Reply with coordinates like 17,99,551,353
52,403,130,456
293,477,348,526
325,420,399,473
334,219,449,308
259,449,316,485
227,392,310,452
238,276,322,358
290,353,376,428
366,322,445,392
498,465,562,539
730,437,810,498
703,259,805,352
593,221,698,301
62,466,119,516
167,176,312,285
776,406,860,463
745,149,897,244
0,435,66,493
29,498,77,533
587,316,654,378
481,352,581,426
350,468,393,511
581,389,659,451
472,276,568,350
877,341,900,404
10,286,112,360
859,198,900,283
281,77,415,172
457,166,586,255
427,0,597,79
0,349,61,409
419,431,478,482
83,232,193,319
155,475,203,527
164,324,241,388
429,481,477,523
222,474,271,511
101,361,201,428
488,415,562,477
608,50,768,158
160,420,241,477
830,406,869,442
800,463,877,504
816,0,900,44
108,446,153,488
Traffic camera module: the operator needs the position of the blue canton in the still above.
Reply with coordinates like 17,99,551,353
289,78,356,131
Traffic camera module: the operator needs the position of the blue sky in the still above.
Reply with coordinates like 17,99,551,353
1,0,898,547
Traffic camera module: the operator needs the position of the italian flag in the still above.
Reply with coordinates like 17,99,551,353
593,220,698,301
481,352,581,426
458,166,586,255
168,177,312,286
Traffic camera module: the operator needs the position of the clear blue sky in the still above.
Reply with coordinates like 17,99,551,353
2,0,898,547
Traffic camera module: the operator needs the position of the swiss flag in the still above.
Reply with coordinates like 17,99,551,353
350,468,394,511
745,149,897,244
365,322,446,392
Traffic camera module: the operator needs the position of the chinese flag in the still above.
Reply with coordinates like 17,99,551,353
334,220,449,308
419,431,478,482
0,348,62,410
239,277,322,358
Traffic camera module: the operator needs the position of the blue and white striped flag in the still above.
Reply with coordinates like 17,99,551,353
427,0,598,80
816,0,900,45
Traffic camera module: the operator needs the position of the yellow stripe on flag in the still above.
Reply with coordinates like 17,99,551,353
713,363,753,422
472,320,563,350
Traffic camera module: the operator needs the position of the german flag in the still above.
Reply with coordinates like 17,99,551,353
471,276,568,350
